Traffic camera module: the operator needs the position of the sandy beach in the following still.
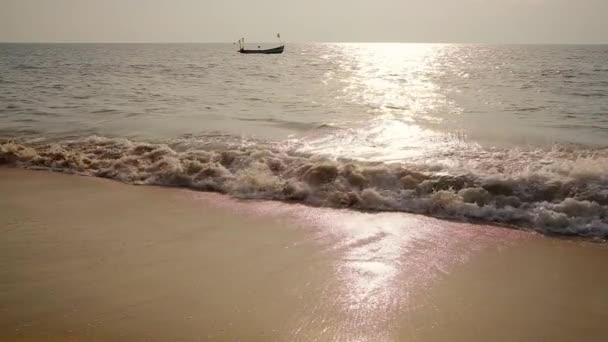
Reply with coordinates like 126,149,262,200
1,168,607,341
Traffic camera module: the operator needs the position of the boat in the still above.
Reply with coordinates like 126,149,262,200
237,34,284,54
239,45,284,54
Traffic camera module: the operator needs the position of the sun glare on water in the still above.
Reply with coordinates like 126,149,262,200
300,43,473,163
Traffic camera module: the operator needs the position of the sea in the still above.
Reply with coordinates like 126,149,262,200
1,43,607,237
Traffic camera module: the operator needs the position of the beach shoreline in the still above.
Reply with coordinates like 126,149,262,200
1,168,607,341
3,136,607,239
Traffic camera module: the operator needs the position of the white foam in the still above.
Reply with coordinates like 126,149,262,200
2,136,607,238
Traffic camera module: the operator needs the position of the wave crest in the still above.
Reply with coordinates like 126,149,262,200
2,136,607,238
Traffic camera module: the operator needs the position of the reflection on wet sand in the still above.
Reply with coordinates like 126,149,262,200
204,193,532,341
2,169,608,341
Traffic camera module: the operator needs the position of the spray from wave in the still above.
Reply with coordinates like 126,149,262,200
1,136,607,238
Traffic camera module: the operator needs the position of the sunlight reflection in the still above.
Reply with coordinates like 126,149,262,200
334,43,456,121
300,43,471,163
198,193,530,341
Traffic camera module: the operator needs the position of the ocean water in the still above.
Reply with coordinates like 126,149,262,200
1,43,608,237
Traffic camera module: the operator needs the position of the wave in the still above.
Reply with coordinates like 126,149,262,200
1,136,607,238
15,64,43,70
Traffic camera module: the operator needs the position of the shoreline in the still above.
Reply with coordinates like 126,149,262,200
2,163,604,243
3,134,607,239
1,168,608,341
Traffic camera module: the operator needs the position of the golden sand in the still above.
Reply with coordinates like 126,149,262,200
1,168,607,341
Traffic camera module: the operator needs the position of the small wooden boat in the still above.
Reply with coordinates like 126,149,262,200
239,45,285,54
237,35,284,54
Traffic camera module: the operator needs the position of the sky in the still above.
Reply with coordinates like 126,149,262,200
1,0,607,43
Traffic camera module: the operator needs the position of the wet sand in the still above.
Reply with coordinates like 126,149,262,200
1,168,607,341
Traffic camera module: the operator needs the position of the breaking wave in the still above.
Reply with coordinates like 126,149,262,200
2,136,608,238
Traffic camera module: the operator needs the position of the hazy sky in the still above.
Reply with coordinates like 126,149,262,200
1,0,607,43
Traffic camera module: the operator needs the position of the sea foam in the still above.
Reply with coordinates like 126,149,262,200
2,136,607,238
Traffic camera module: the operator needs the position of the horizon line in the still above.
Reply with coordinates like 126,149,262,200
1,40,608,45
